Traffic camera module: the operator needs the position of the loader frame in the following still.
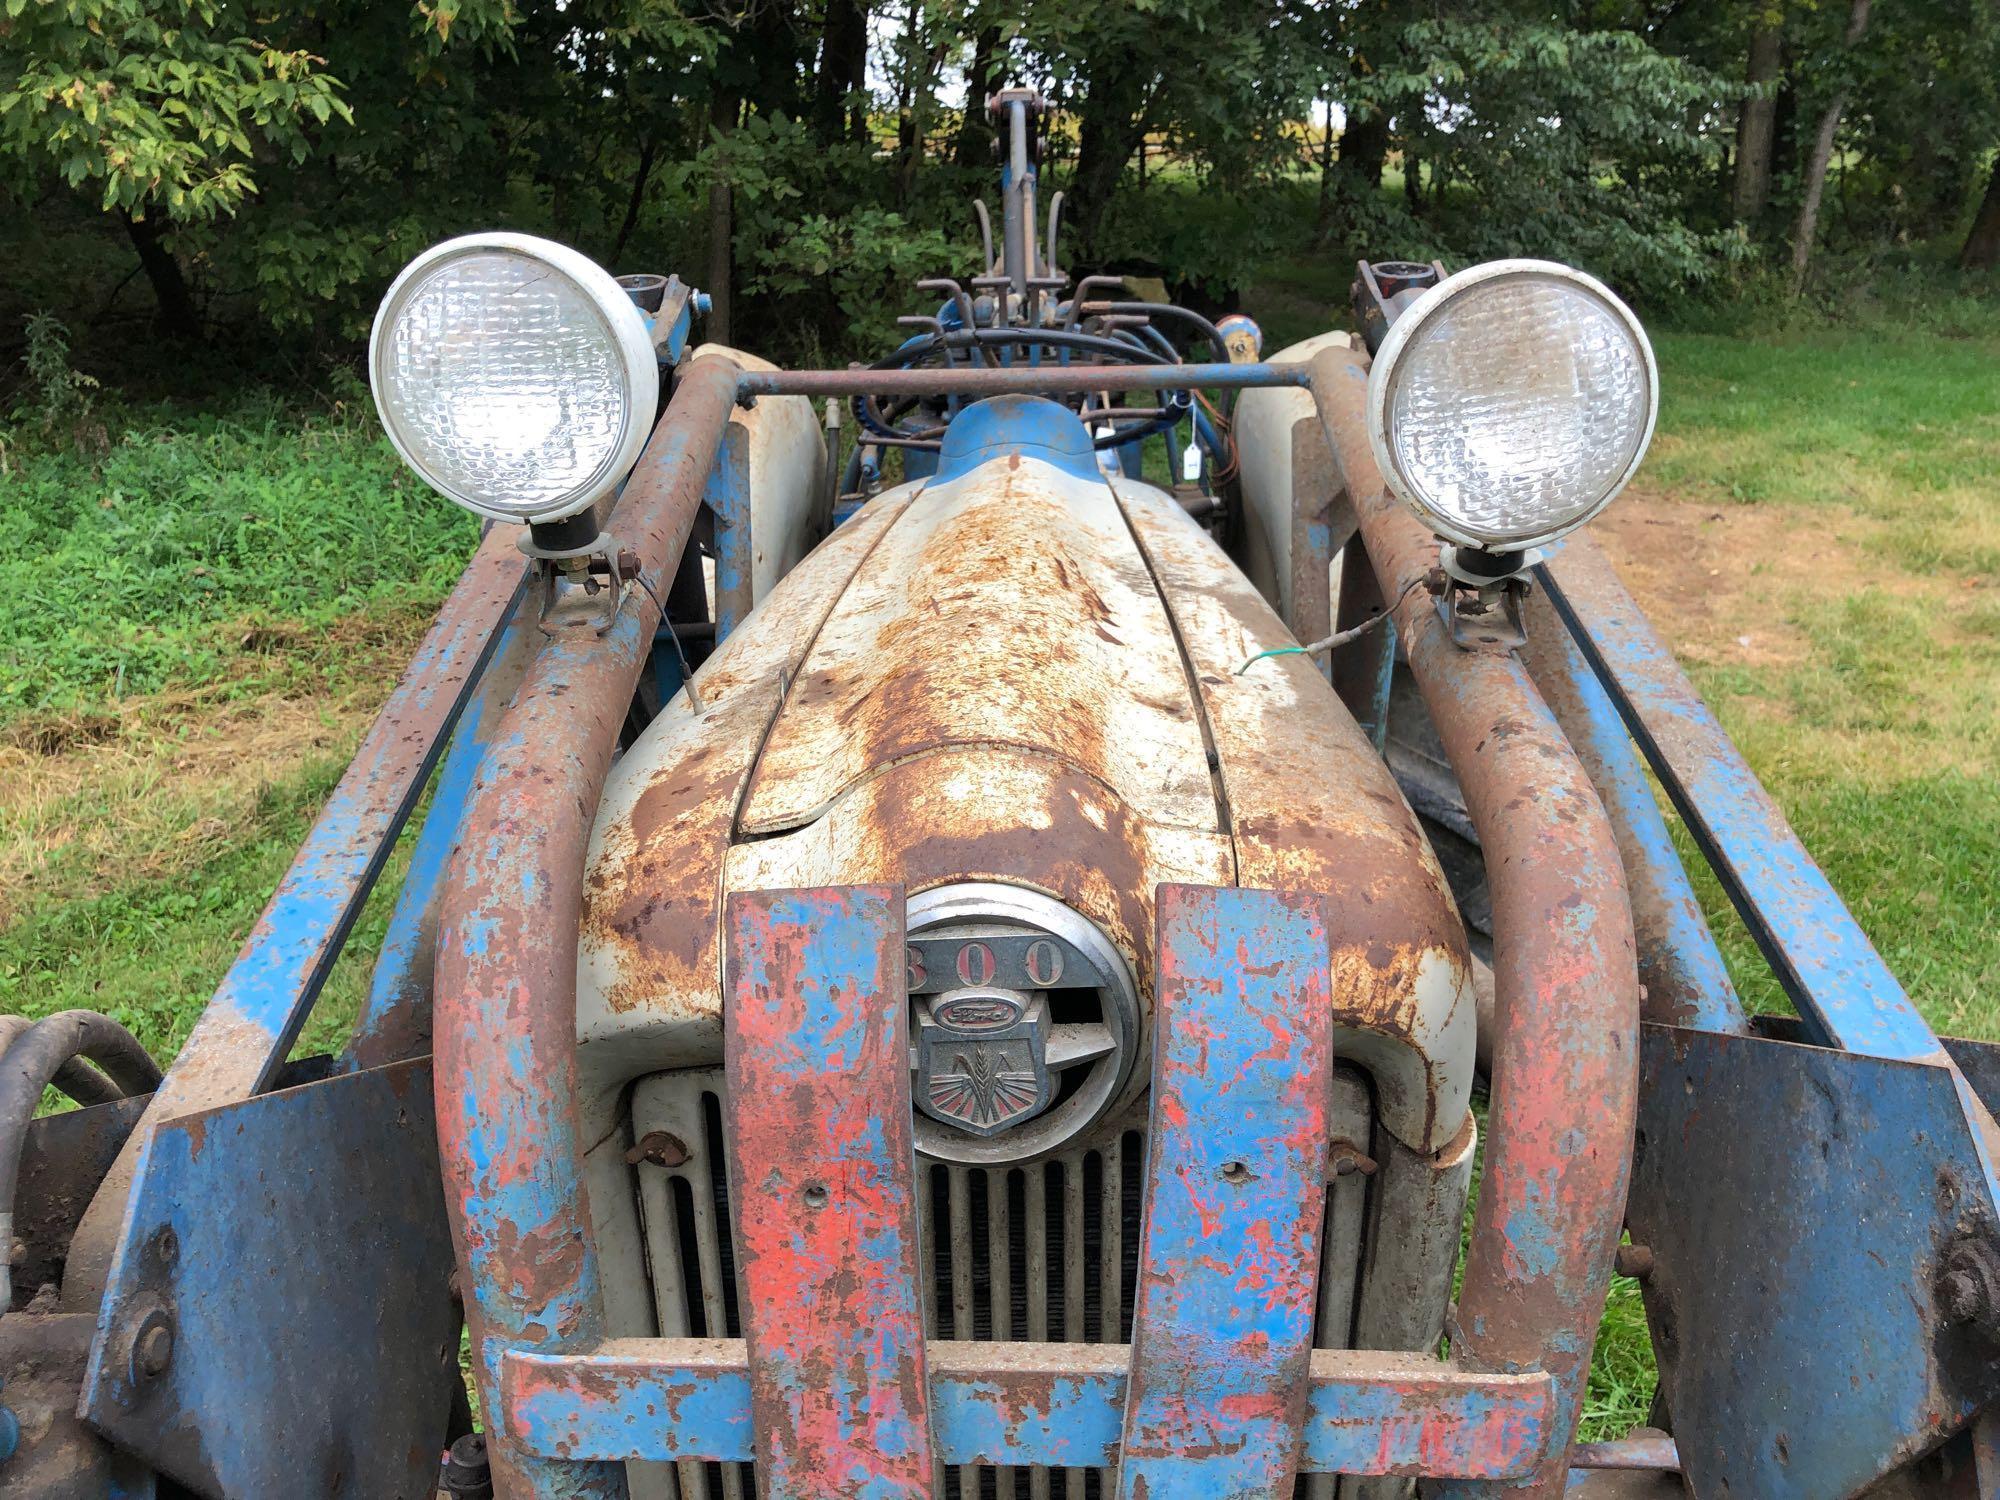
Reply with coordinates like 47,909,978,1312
9,345,2000,1500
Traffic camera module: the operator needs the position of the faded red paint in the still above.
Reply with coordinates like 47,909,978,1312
724,886,937,1496
1518,586,1728,1032
500,1339,1556,1479
1117,886,1335,1497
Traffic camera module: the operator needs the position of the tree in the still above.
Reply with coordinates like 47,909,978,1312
1355,10,1742,299
1788,0,1871,295
1014,0,1318,270
1731,5,1784,225
1964,158,2000,270
0,0,354,334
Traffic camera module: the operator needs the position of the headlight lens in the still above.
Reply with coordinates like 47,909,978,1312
1368,260,1656,552
369,233,658,524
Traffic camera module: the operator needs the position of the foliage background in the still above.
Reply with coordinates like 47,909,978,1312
2,0,1997,370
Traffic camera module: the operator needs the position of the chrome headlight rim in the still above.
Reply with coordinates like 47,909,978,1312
368,230,659,526
1365,257,1659,554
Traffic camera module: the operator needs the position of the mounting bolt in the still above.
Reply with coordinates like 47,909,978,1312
131,1314,175,1383
1327,1141,1378,1180
442,1432,494,1499
1615,1244,1656,1281
1936,1233,2000,1340
1942,1269,1983,1322
623,1130,690,1169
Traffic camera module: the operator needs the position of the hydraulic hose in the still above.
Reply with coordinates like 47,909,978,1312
0,1010,162,1304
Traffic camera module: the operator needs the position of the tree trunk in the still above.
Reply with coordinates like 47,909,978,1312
1340,108,1390,194
706,92,739,346
814,0,868,147
892,0,930,206
1789,0,1870,295
1962,158,2000,270
611,137,659,264
954,23,1001,168
846,11,870,144
1731,12,1783,224
1316,93,1338,228
121,212,201,340
1403,137,1423,217
1069,65,1152,260
745,0,804,125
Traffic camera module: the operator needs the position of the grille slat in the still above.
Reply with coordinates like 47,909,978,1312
948,1166,978,1495
989,1170,1014,1341
1062,1160,1088,1500
1099,1134,1122,1343
1024,1167,1049,1342
1063,1162,1086,1343
693,1101,749,1500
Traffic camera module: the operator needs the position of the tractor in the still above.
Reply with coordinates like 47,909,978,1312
3,88,1997,1500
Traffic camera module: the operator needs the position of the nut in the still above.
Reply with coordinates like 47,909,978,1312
133,1319,175,1382
1936,1232,2000,1339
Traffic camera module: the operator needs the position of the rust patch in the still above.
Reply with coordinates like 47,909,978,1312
1115,479,1472,1032
726,748,1233,1036
737,457,1216,837
580,488,918,1021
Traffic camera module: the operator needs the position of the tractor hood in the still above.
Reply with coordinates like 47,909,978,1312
578,397,1475,1155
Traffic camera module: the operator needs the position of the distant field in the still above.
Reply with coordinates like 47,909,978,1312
2,304,1994,1442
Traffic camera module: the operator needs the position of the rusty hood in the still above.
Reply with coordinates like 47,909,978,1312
579,397,1475,1151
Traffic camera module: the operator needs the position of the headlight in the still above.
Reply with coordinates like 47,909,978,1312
369,232,658,525
1367,259,1656,553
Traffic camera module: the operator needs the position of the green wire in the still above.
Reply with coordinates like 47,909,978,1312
1235,645,1307,675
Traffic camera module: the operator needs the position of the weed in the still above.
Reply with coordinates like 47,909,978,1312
0,397,479,722
18,312,99,429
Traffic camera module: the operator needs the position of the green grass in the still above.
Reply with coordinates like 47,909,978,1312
0,748,416,1066
1,391,476,1070
0,387,480,723
4,289,1996,1454
1649,327,2000,577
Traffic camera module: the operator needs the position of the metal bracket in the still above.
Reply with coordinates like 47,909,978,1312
1352,259,1447,355
1628,1024,2000,1499
79,1058,460,1500
1437,573,1530,651
620,272,706,365
520,529,630,637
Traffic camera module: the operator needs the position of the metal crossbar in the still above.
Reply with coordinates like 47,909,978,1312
499,1339,1557,1479
734,361,1312,400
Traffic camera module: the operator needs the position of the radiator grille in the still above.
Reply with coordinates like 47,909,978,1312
629,1068,1376,1500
